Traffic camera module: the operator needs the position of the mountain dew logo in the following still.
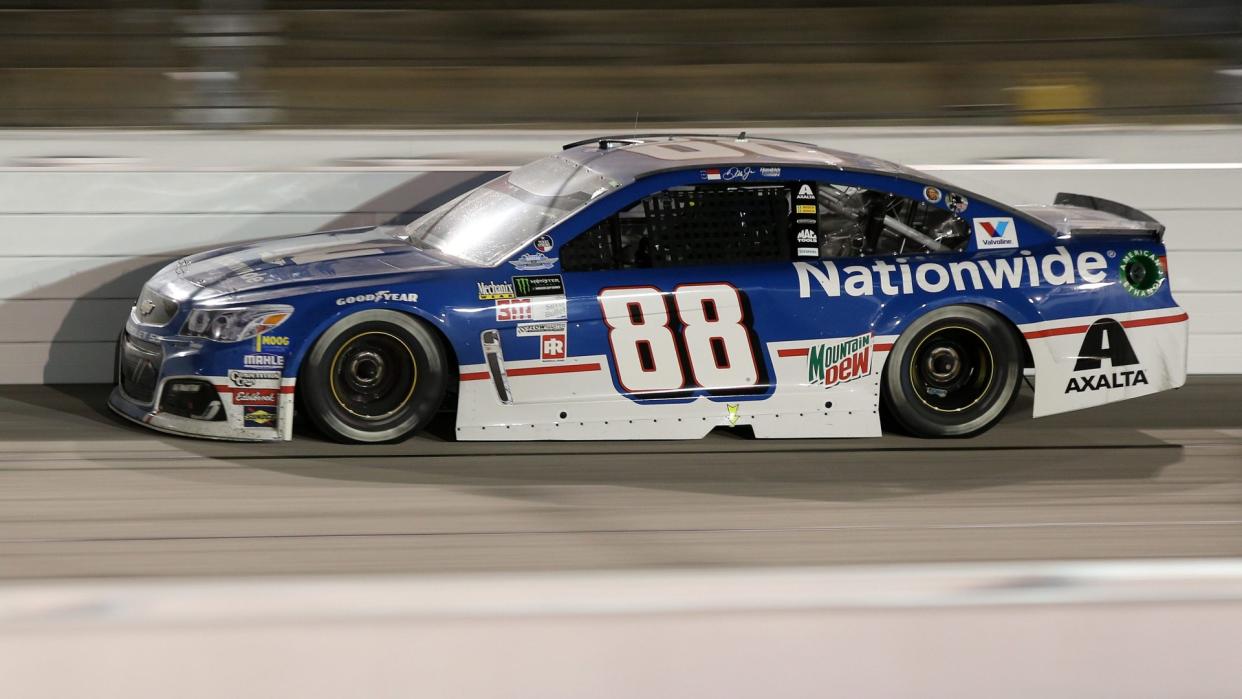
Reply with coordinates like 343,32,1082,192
807,334,872,388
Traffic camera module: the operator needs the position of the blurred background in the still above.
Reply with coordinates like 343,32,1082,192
3,4,1242,698
3,0,1242,128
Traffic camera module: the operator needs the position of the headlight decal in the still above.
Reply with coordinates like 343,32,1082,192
181,305,293,343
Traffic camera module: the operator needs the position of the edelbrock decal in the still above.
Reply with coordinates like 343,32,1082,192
232,389,278,406
795,246,1107,298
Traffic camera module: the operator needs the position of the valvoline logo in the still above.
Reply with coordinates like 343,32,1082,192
972,217,1018,249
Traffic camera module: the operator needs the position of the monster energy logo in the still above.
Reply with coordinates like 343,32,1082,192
512,275,564,297
807,334,872,388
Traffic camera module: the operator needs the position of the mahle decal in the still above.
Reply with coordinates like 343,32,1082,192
808,334,872,388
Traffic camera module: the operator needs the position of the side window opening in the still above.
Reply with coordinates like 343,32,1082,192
561,183,792,272
816,184,968,258
560,179,971,272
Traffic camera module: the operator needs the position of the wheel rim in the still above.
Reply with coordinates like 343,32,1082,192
328,331,418,421
907,325,994,413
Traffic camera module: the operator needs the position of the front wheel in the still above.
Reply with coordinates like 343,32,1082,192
300,310,448,443
881,305,1022,438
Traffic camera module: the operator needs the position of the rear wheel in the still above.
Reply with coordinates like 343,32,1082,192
301,310,448,443
881,305,1022,438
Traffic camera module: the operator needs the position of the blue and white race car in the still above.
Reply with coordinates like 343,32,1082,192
110,134,1188,442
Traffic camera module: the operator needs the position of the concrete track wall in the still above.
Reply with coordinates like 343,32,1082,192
0,127,1237,383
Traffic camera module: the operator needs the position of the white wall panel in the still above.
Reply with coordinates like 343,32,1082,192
0,342,115,384
0,172,416,214
0,128,1238,384
0,214,361,256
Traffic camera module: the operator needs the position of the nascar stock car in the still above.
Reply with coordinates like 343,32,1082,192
110,134,1187,443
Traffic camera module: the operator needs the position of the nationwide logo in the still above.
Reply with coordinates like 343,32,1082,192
243,405,277,427
228,369,280,387
972,217,1018,249
478,280,515,300
795,246,1108,299
760,167,781,177
1065,318,1148,393
807,334,872,388
243,353,284,369
512,274,564,297
336,290,419,306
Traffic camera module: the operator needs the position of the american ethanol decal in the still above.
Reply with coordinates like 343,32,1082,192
794,246,1108,298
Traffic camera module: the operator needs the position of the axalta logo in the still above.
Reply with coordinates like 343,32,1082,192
808,334,872,388
1065,318,1148,393
336,290,419,306
795,246,1107,299
972,217,1018,249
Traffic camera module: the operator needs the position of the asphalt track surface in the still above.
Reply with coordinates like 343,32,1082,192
1,379,1239,580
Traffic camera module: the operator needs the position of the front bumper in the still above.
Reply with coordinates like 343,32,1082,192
110,327,295,442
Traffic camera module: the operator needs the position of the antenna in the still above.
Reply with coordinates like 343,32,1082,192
634,112,640,129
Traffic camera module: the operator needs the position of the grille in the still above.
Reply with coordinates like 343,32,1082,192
119,333,163,404
133,286,179,326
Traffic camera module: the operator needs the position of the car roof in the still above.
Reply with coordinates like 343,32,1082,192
558,133,940,184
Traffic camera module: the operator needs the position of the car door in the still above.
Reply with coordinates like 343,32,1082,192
551,172,819,415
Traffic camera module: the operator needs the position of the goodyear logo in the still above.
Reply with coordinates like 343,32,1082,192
254,334,291,352
808,334,872,388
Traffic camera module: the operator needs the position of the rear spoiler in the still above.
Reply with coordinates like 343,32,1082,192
1053,192,1165,240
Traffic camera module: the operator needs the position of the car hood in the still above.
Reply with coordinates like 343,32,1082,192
151,226,458,300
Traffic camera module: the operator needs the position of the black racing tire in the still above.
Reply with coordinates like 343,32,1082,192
881,305,1022,438
300,310,448,444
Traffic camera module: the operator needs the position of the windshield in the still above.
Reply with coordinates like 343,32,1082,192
405,155,621,266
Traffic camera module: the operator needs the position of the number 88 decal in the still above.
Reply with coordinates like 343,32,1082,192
599,283,765,397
